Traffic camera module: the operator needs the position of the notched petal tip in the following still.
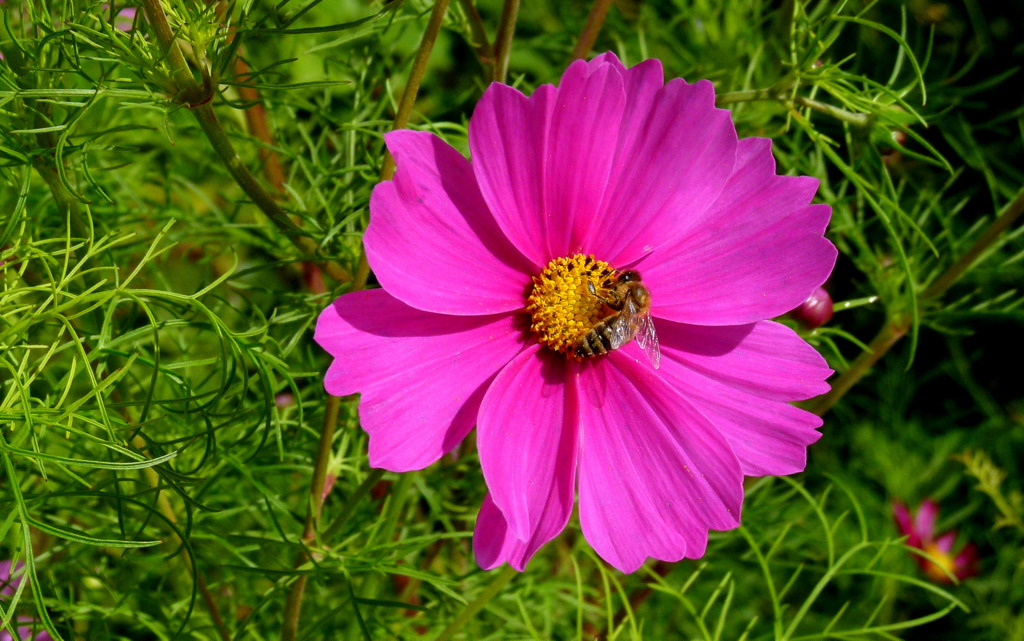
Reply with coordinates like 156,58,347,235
577,352,744,573
473,494,563,571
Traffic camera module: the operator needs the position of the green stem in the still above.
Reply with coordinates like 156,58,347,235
281,394,341,641
31,112,231,639
32,158,89,241
921,185,1024,300
714,87,779,105
353,0,452,291
491,0,520,83
140,0,351,284
807,184,1024,415
569,0,615,61
321,468,387,541
306,395,342,538
434,565,518,641
31,104,91,242
280,571,308,641
139,0,204,105
793,95,873,128
714,85,872,128
345,473,415,641
805,316,909,417
381,0,452,180
188,102,351,283
457,0,493,76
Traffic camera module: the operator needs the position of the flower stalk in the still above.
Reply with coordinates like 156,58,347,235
284,3,454,635
569,0,616,61
30,122,232,641
805,315,910,416
280,394,341,641
353,0,453,291
434,565,517,641
921,185,1024,300
716,85,873,128
458,0,493,76
138,0,351,284
491,0,520,83
807,184,1024,415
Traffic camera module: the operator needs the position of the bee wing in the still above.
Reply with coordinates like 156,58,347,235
635,313,661,370
604,317,635,350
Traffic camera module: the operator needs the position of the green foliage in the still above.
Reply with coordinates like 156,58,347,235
1,0,1022,639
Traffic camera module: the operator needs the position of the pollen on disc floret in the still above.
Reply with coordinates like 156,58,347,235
526,254,617,356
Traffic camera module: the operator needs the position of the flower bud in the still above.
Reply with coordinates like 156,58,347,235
791,286,833,329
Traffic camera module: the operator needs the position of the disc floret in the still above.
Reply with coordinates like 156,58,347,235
526,254,617,355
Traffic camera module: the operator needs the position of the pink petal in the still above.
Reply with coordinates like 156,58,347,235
0,560,22,597
892,501,920,546
649,320,827,475
477,345,578,541
473,493,570,571
954,544,979,579
646,342,821,476
576,352,744,573
641,137,837,325
365,130,533,315
915,499,940,541
584,51,627,73
653,320,832,403
934,531,956,555
586,73,738,265
0,618,50,641
469,60,626,264
314,290,525,471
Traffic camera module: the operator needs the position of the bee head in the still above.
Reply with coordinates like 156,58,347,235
618,270,641,283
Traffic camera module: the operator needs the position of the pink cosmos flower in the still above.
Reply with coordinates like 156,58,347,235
893,499,980,583
315,53,836,572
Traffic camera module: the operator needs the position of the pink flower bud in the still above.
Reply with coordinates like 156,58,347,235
791,286,833,329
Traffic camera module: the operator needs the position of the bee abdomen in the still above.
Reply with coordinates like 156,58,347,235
575,330,608,358
574,317,628,359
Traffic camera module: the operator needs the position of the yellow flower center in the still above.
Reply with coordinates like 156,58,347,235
526,254,617,355
922,542,957,583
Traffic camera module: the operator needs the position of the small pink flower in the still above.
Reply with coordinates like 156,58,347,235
0,560,23,597
893,500,980,583
0,561,51,641
316,53,836,572
0,620,53,641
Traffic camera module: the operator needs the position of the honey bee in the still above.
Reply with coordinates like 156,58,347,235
574,270,661,369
